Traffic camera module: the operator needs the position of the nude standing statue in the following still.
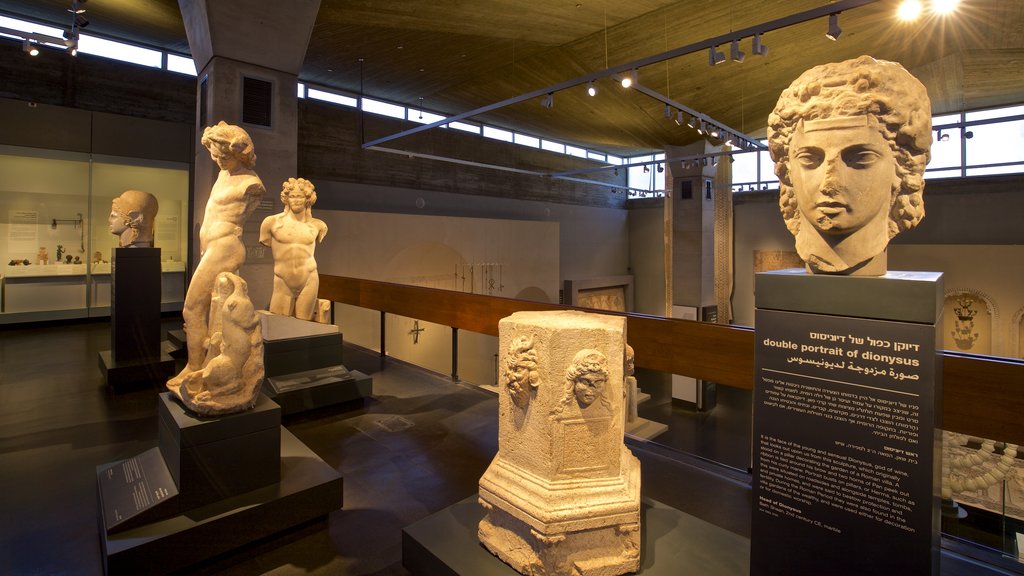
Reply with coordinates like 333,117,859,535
167,121,266,404
768,55,932,275
259,177,327,321
109,190,159,248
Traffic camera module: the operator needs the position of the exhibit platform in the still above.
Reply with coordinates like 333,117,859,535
260,312,372,415
97,394,343,575
402,495,750,576
98,348,175,392
265,365,373,415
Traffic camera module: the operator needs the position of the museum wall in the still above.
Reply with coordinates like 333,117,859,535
627,200,667,317
319,210,560,386
733,175,1024,361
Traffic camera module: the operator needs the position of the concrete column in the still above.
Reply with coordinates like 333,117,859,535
665,141,721,409
179,0,320,308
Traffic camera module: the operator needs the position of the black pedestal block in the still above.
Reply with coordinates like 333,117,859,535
157,393,281,511
261,313,345,377
98,349,175,393
264,366,373,415
97,394,343,575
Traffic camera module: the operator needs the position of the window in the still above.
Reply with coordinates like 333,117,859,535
449,121,481,135
514,133,540,148
166,54,196,76
78,35,162,68
541,140,565,154
483,126,513,142
307,88,357,107
361,97,405,119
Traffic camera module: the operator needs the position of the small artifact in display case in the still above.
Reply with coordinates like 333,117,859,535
73,256,81,264
37,247,49,265
56,244,65,262
93,251,107,264
65,255,73,264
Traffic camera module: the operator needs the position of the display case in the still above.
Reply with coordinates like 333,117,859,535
0,145,189,322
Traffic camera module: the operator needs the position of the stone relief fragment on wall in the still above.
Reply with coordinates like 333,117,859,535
504,335,540,408
942,289,996,354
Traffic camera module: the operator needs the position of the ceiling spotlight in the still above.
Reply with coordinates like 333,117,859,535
587,81,597,97
66,39,78,56
675,110,684,126
752,33,769,56
686,115,698,130
643,165,650,173
664,104,672,119
936,129,949,142
541,93,553,108
730,39,745,63
656,163,664,173
826,13,842,41
709,126,720,138
897,0,923,20
74,15,89,28
23,39,39,56
709,45,726,66
932,0,959,15
620,69,638,89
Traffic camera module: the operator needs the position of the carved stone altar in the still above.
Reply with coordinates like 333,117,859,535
478,310,641,576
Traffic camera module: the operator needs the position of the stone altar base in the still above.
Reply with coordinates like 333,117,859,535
479,311,640,576
405,495,749,576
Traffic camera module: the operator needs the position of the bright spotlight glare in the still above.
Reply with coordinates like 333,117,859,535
932,0,959,15
897,0,923,21
620,77,632,89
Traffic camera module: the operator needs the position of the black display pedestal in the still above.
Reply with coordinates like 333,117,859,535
96,393,343,575
260,313,373,415
403,495,750,576
751,269,943,576
99,248,174,391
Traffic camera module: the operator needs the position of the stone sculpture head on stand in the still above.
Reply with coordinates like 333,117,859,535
768,55,932,275
566,349,610,408
504,335,540,408
109,190,159,248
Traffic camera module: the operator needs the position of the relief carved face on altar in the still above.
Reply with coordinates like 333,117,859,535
768,55,932,275
504,335,540,408
566,349,609,408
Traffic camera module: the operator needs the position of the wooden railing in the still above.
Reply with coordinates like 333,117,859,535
320,274,1024,445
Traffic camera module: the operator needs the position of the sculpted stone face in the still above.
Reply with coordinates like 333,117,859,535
574,371,606,407
767,55,932,275
790,116,896,238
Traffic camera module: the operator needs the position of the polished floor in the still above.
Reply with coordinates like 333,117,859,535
0,317,1018,575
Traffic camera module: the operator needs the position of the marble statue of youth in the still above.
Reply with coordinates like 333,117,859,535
109,189,159,248
767,55,932,275
168,121,265,394
259,177,328,321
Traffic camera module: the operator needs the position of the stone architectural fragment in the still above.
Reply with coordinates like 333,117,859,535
479,310,640,576
768,55,932,275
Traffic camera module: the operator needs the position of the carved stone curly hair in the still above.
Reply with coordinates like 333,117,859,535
201,121,257,169
767,55,932,239
280,177,317,206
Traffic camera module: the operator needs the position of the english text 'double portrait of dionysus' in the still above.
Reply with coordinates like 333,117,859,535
109,190,159,248
504,335,540,408
566,349,609,408
768,55,932,276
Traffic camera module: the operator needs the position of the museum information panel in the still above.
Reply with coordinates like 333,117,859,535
751,271,941,576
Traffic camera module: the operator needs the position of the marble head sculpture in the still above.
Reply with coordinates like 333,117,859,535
109,190,159,248
767,55,932,275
